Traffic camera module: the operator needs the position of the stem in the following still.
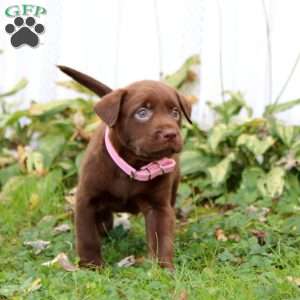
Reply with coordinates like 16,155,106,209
261,0,272,103
216,0,225,102
274,51,300,105
114,0,121,87
153,0,163,80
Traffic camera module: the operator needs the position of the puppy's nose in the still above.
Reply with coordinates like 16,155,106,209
161,129,177,141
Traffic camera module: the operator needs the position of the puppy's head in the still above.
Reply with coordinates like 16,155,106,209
57,66,192,160
95,80,192,160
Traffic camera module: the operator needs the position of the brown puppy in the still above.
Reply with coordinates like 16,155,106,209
58,66,192,270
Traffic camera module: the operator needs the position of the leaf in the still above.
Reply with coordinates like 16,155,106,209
163,55,200,89
251,229,267,245
273,121,295,146
180,151,205,176
26,151,46,175
42,252,78,272
25,278,42,293
0,78,28,98
29,193,40,210
257,167,285,198
24,240,50,254
264,98,300,116
53,223,71,235
207,91,252,123
208,153,236,186
287,276,300,286
0,164,21,187
180,150,217,177
215,228,228,241
208,124,228,152
237,134,275,156
232,167,265,204
178,290,188,300
113,213,131,231
38,134,66,169
117,255,136,267
57,80,96,96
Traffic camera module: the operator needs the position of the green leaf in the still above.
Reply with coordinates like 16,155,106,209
56,80,96,96
207,91,252,123
257,167,285,198
0,110,28,128
38,134,66,169
0,78,28,98
208,124,228,152
272,121,295,146
180,150,217,177
180,151,206,176
231,167,265,204
237,134,275,156
264,98,300,116
208,153,236,187
163,55,200,89
0,164,21,187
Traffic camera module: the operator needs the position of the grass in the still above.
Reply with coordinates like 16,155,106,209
1,171,300,299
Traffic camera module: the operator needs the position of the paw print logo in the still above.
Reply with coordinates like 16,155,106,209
5,16,45,48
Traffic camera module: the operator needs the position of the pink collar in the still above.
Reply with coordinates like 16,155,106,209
104,127,176,181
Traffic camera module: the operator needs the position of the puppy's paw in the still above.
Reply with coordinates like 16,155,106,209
79,259,104,270
159,261,175,271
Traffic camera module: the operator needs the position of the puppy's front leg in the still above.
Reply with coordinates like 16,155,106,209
75,198,102,268
144,204,175,270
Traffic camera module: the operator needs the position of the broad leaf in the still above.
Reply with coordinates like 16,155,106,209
264,98,300,116
237,134,275,156
258,167,285,198
164,55,200,89
208,153,236,187
0,79,28,98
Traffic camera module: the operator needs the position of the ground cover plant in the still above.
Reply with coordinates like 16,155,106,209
1,55,300,299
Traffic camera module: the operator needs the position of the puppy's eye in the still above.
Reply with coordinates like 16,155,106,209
134,107,152,121
171,108,180,120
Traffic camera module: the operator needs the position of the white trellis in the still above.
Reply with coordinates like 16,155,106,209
0,0,300,125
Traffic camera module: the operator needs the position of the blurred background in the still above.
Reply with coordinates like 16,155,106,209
1,0,300,125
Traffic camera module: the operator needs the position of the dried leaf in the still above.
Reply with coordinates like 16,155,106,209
42,252,78,272
251,230,266,245
25,278,42,293
24,240,50,254
215,228,228,241
54,223,71,235
114,213,131,231
228,234,241,242
177,290,188,300
117,255,136,267
65,187,77,211
73,111,86,128
287,276,300,286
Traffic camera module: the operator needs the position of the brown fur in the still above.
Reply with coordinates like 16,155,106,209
58,66,191,270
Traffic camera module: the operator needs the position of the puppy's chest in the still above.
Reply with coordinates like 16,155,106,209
101,177,146,212
111,176,140,198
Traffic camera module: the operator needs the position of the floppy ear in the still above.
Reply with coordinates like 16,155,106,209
94,89,127,127
57,65,112,97
176,92,192,124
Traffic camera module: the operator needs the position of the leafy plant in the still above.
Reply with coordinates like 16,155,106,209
180,93,300,214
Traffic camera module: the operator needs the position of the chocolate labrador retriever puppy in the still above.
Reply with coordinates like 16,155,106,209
58,66,192,270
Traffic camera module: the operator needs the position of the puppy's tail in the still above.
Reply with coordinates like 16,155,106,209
57,65,113,97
